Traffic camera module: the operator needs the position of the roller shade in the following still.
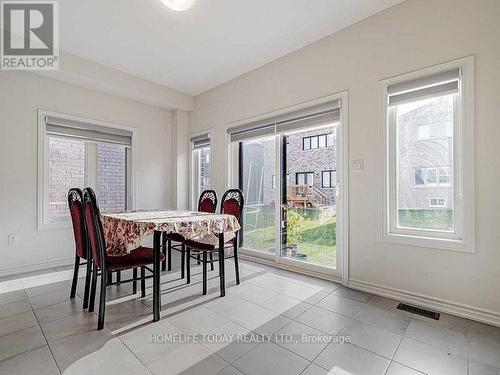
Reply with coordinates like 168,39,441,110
388,68,460,106
45,116,132,146
190,133,211,150
228,99,341,142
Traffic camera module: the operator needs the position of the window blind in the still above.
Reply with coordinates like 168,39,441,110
45,116,133,146
190,133,211,150
227,99,341,142
388,68,460,106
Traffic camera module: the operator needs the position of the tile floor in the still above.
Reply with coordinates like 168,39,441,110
0,254,499,375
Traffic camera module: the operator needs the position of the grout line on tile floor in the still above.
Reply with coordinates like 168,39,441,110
21,286,63,374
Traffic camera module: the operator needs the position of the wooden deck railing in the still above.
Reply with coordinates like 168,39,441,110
286,184,328,207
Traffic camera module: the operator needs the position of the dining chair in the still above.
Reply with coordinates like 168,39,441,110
83,187,165,330
164,189,218,283
185,188,244,295
68,188,92,309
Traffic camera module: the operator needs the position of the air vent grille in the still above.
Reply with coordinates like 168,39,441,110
397,303,440,320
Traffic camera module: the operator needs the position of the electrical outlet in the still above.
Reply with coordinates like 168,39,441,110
7,234,18,247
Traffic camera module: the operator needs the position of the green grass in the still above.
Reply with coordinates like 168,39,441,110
398,209,453,231
242,213,337,267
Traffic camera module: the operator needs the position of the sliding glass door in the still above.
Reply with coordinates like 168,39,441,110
239,136,277,255
231,99,344,277
280,126,337,269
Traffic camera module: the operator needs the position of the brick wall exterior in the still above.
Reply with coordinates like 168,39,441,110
397,96,453,210
96,143,126,213
47,138,126,219
48,137,85,219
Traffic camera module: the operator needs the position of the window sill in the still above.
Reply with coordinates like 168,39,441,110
380,232,474,253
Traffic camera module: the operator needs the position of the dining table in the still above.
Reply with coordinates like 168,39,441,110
100,209,241,322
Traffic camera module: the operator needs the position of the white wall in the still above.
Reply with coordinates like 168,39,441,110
191,0,500,316
171,109,191,210
0,71,173,276
35,51,194,111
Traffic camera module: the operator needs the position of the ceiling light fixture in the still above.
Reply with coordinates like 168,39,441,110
160,0,195,11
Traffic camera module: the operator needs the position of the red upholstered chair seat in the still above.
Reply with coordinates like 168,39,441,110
106,247,165,271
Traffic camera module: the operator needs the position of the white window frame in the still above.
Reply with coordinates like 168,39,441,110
379,57,475,252
37,110,137,230
225,91,349,284
189,129,213,210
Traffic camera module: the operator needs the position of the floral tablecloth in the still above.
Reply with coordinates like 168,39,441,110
101,210,241,256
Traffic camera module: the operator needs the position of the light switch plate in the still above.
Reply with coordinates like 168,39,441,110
8,234,18,247
351,159,364,172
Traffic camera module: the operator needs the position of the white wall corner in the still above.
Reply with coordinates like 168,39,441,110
171,109,191,209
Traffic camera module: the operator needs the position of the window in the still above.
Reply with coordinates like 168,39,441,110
414,167,451,186
310,136,318,149
296,172,314,186
327,133,335,147
303,137,311,150
321,170,336,188
430,198,446,208
381,57,475,252
190,132,211,206
318,134,326,148
47,138,86,221
38,112,133,228
96,143,127,214
302,133,335,150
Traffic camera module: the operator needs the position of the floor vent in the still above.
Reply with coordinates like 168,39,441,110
397,303,440,320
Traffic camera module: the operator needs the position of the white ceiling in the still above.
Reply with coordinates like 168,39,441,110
60,0,404,96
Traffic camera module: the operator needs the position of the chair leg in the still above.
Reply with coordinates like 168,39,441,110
180,244,185,279
186,247,191,284
116,271,121,285
202,252,207,295
140,267,146,298
162,233,167,272
234,242,240,285
167,239,172,271
132,268,137,294
88,265,98,313
70,255,80,299
197,254,201,265
83,261,92,309
107,271,112,284
97,269,107,330
209,252,214,271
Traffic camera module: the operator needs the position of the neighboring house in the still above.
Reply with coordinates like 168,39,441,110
286,129,337,207
397,96,453,211
198,147,211,192
241,128,337,208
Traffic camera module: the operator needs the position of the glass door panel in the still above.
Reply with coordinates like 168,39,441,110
239,137,276,254
280,126,338,268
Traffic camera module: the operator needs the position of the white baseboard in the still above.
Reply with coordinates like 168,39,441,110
349,278,500,328
0,258,74,278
